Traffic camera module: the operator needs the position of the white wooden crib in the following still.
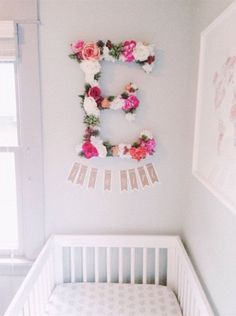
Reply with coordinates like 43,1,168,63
4,235,214,316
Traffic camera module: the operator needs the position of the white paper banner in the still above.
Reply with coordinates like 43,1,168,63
120,170,128,192
104,170,112,192
68,162,80,183
88,167,98,189
145,163,159,184
76,164,88,186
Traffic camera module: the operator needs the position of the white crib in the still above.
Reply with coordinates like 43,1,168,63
4,235,214,316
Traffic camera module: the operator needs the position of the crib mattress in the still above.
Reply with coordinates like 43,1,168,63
43,282,182,316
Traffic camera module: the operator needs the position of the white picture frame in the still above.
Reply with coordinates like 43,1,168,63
193,1,236,213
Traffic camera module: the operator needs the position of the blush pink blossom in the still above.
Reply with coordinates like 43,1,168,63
71,40,84,55
122,40,136,62
122,95,140,111
141,139,156,155
82,141,98,159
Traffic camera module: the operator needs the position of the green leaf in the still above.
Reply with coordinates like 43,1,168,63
94,72,101,81
69,53,76,59
107,96,115,102
85,84,91,93
121,92,129,99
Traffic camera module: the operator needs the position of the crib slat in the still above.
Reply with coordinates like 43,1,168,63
106,247,111,283
82,247,87,282
130,247,135,284
143,248,147,284
155,248,159,284
118,248,123,283
70,248,75,283
23,301,30,316
37,275,43,315
95,247,99,282
54,246,63,284
167,248,176,291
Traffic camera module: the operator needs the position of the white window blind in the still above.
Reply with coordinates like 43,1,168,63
0,21,17,61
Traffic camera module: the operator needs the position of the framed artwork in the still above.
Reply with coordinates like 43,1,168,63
193,1,236,212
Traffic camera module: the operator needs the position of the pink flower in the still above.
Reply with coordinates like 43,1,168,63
82,42,100,61
71,40,84,57
122,95,140,111
130,146,147,161
88,86,101,101
141,139,156,155
82,141,98,159
122,40,136,62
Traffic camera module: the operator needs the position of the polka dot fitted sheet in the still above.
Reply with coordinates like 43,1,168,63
43,283,182,316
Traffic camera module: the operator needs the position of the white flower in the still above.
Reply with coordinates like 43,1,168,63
125,112,136,122
83,97,100,117
80,60,101,84
118,144,131,159
103,46,116,62
142,63,153,73
140,130,153,139
110,97,125,110
91,136,107,158
133,42,150,62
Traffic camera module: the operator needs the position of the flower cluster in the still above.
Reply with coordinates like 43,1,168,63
81,82,139,123
70,39,156,160
70,40,155,83
76,130,156,161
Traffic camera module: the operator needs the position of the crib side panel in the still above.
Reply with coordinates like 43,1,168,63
4,237,55,316
174,239,214,316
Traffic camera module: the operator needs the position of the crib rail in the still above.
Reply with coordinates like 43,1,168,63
4,235,214,316
4,237,55,316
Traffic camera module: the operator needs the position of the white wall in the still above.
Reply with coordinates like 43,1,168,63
183,1,236,316
39,0,192,237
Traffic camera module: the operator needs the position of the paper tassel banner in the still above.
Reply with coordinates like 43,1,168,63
137,166,149,188
128,169,138,191
77,164,88,186
88,167,98,189
104,170,112,192
68,162,80,182
146,163,159,184
120,170,128,192
67,162,159,192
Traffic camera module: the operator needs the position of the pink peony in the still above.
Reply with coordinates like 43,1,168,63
122,95,140,111
141,138,156,155
130,146,147,161
122,40,136,62
82,42,100,61
88,86,101,101
82,141,98,159
71,40,84,58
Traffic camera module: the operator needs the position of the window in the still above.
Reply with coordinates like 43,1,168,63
0,20,44,258
0,21,19,250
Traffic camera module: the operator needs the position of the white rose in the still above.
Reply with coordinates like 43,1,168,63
91,136,107,158
110,97,125,110
103,46,116,62
140,130,153,139
80,60,101,84
125,112,136,122
133,42,150,62
142,63,153,73
83,97,100,117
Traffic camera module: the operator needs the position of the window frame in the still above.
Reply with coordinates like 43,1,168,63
0,22,44,260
